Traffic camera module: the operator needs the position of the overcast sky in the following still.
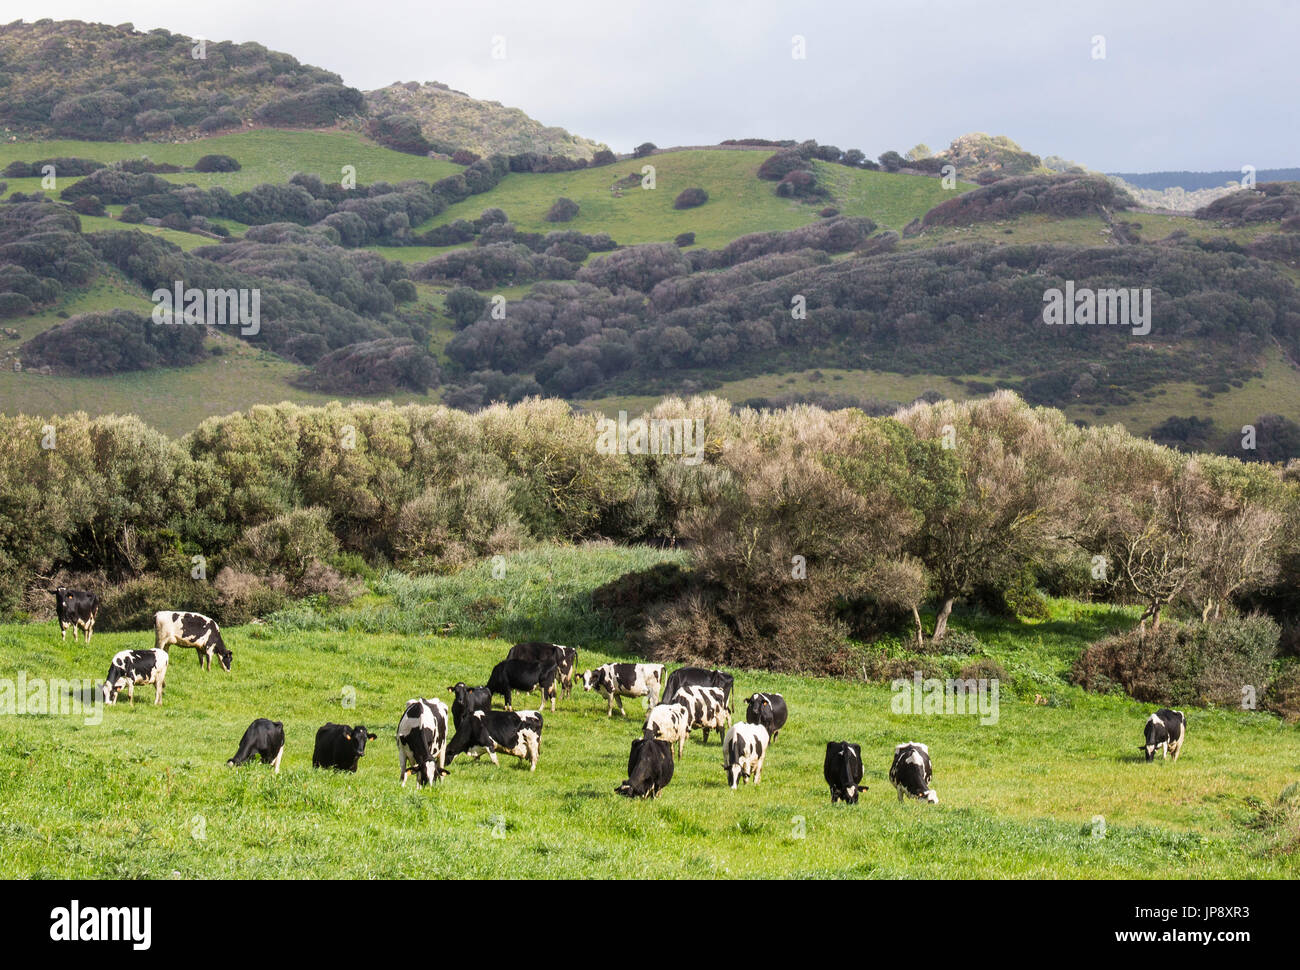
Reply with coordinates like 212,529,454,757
6,0,1297,171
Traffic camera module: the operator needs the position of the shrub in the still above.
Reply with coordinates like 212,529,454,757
1266,662,1300,722
757,150,809,181
633,142,657,158
451,149,481,166
545,197,580,223
445,286,488,327
19,309,206,375
70,195,106,217
99,575,219,631
673,188,708,209
213,567,288,625
293,338,440,395
232,507,339,586
1071,613,1280,706
392,479,528,573
0,292,34,317
119,204,145,223
194,154,241,173
674,232,695,247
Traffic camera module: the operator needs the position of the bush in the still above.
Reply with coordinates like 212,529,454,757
445,286,488,327
213,567,288,625
392,479,528,573
293,337,440,395
545,197,580,223
70,195,106,217
194,154,241,173
99,575,219,631
633,142,657,158
119,204,145,223
673,188,708,209
674,232,695,247
1071,613,1280,706
19,309,206,375
1266,662,1300,722
232,507,339,586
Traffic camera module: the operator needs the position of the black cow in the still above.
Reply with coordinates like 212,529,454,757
228,719,285,773
445,709,543,771
397,698,451,786
889,742,938,803
487,659,558,712
824,741,864,804
1142,708,1186,762
53,587,99,643
616,737,675,799
312,723,377,772
154,611,232,672
448,681,492,731
507,641,579,699
744,692,788,743
663,666,735,712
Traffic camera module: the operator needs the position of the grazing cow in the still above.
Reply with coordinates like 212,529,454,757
823,741,865,804
53,587,99,643
102,648,169,706
889,742,938,804
581,662,664,716
673,684,731,743
663,666,735,712
448,681,492,731
1142,708,1186,762
616,737,675,799
487,658,558,712
312,723,377,772
507,641,579,699
227,718,285,773
722,722,769,789
643,702,692,759
445,709,543,771
397,698,451,786
154,611,232,672
744,692,788,743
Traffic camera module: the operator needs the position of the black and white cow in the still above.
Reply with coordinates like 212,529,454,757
312,723,378,771
53,587,99,643
722,722,769,789
1142,708,1186,762
663,666,735,712
447,681,492,731
227,718,285,773
616,737,675,799
744,692,788,743
397,698,451,786
445,709,543,771
823,741,864,804
581,662,664,716
643,702,691,760
487,658,558,712
673,684,731,743
507,641,579,699
889,742,938,803
101,648,169,706
154,611,232,672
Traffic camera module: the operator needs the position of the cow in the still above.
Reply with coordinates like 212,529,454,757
448,681,492,731
397,698,451,786
154,611,232,672
53,587,99,643
445,709,543,771
312,723,377,772
581,662,664,716
643,702,691,759
487,658,558,712
616,737,675,799
744,692,788,743
1142,709,1186,762
227,718,285,773
507,641,579,699
722,722,769,789
101,648,169,706
663,666,735,712
824,741,865,804
889,742,938,804
673,684,731,743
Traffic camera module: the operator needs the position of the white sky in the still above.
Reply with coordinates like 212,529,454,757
4,0,1297,171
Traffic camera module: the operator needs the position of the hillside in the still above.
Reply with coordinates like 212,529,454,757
365,81,608,160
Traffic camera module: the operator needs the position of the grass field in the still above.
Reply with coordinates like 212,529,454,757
2,544,1296,878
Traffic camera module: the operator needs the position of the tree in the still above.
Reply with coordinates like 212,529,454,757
878,151,905,172
633,142,657,158
445,286,488,328
906,144,933,161
545,197,580,223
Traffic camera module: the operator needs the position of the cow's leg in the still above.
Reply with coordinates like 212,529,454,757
504,690,513,712
488,748,500,767
271,745,284,774
897,787,904,803
60,622,68,642
399,750,409,786
127,681,135,706
616,695,626,717
85,618,94,642
154,676,163,705
527,736,539,771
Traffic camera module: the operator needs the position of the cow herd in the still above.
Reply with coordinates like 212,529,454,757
56,588,1190,811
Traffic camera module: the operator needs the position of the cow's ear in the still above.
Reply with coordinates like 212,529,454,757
367,732,377,740
344,731,352,740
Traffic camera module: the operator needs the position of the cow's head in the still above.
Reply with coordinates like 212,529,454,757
102,655,131,704
581,668,604,692
344,725,378,760
215,644,233,672
746,693,775,730
1142,715,1166,761
53,586,68,613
